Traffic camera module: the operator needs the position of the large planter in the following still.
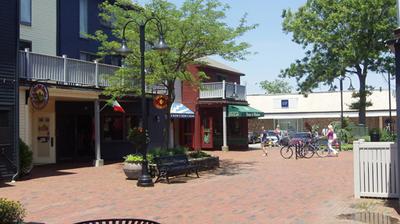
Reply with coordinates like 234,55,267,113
189,156,219,171
123,162,142,180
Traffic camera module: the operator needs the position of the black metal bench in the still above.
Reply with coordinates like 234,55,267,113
154,154,199,184
74,218,160,224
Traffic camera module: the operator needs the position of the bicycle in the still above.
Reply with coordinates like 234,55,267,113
280,139,312,159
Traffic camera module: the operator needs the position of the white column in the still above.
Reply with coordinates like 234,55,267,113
93,100,103,167
222,105,229,151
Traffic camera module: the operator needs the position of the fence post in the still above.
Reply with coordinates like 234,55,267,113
354,140,361,198
24,48,30,79
62,54,68,84
94,60,99,88
222,80,226,99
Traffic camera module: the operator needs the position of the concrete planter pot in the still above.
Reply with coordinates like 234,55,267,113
189,156,219,171
123,162,142,180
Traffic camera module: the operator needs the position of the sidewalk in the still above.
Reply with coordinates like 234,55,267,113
1,149,399,224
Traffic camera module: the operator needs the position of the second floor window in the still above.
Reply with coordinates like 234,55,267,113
20,0,32,25
79,0,88,38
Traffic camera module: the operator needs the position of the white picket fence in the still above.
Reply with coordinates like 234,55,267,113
353,140,399,198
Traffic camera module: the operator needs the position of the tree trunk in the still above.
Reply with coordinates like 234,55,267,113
358,73,367,125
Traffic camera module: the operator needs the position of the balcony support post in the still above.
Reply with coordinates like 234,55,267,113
24,48,30,79
93,99,104,167
222,105,229,151
62,54,67,84
94,60,99,88
222,80,226,99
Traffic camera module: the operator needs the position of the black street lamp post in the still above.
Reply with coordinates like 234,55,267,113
117,17,169,187
329,76,354,151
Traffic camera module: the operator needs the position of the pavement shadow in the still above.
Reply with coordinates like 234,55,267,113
384,199,400,215
204,159,257,177
17,163,91,181
0,181,15,188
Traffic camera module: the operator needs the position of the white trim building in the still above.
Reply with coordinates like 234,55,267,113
247,90,396,132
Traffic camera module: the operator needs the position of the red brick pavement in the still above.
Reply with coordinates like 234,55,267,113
0,149,398,224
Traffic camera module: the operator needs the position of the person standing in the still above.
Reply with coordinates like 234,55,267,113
274,124,281,144
326,124,338,156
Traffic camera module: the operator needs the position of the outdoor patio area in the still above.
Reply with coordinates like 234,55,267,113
1,148,399,224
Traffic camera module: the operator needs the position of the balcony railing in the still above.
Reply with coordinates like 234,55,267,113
19,50,120,88
18,50,168,94
200,81,246,101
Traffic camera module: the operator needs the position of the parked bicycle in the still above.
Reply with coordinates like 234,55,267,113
280,136,328,159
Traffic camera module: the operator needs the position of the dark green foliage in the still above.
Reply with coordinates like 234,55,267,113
259,79,292,94
19,138,32,176
281,0,397,124
380,128,396,142
187,151,211,159
147,146,189,163
340,143,353,151
0,198,26,224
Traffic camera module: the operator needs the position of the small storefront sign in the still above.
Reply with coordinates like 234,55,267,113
153,95,168,110
30,83,49,110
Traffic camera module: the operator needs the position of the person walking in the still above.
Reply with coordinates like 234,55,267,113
326,124,338,156
260,126,268,156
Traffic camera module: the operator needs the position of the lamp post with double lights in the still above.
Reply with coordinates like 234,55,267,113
116,17,169,187
329,75,355,151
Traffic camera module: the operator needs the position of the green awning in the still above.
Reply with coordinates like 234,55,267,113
227,105,264,118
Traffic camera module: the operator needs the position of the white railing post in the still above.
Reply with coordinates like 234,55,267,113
94,59,99,88
353,140,361,198
222,80,226,99
62,54,68,84
234,82,237,98
24,48,30,79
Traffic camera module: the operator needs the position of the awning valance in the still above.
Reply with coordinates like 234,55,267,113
228,105,264,118
171,102,194,118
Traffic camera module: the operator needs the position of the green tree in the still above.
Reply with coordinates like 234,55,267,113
93,0,257,148
280,0,396,125
259,79,292,94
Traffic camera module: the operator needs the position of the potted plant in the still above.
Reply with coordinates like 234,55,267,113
123,154,143,180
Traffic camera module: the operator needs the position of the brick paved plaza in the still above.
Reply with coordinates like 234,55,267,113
1,148,399,224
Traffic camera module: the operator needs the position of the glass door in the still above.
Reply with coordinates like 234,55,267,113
201,116,213,148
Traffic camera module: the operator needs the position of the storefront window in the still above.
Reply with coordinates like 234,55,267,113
229,118,241,136
0,110,11,144
103,116,123,141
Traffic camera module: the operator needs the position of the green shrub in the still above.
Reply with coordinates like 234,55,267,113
380,129,396,142
123,154,143,164
188,151,212,159
148,146,188,159
0,198,26,224
357,136,371,142
340,143,353,151
19,138,32,175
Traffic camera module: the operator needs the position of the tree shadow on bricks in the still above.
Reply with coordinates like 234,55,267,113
203,159,257,177
384,199,400,215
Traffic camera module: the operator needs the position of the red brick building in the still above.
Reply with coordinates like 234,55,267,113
172,58,263,150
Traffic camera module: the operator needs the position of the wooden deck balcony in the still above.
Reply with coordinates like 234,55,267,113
199,81,246,101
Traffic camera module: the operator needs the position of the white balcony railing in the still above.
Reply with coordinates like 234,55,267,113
200,80,246,101
19,50,120,88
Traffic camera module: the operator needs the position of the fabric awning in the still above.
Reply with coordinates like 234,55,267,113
228,105,264,118
171,102,194,118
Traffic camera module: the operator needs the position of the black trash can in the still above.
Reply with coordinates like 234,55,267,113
370,132,380,142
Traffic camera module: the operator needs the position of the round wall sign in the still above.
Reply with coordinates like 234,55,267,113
153,95,168,110
30,83,49,110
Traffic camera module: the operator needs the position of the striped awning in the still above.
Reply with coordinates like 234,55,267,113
171,102,194,118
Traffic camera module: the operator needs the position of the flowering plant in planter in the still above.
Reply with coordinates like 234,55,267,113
127,127,149,153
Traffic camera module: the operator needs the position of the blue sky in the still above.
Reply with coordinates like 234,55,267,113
137,0,393,94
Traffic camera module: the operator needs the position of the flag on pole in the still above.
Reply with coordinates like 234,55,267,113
112,100,125,113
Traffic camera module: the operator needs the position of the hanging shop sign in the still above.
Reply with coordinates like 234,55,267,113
153,95,168,110
30,83,49,110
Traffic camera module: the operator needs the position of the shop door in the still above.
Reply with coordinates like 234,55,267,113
33,113,56,164
201,117,213,148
